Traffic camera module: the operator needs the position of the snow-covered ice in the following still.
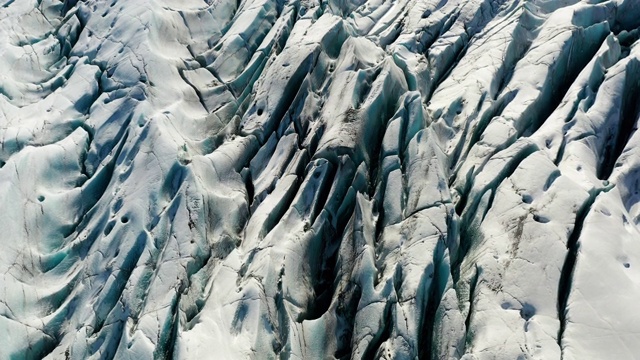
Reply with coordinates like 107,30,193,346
1,0,639,358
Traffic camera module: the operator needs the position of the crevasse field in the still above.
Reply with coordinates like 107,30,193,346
1,0,639,358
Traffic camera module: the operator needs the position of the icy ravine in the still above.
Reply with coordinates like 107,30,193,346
1,0,639,359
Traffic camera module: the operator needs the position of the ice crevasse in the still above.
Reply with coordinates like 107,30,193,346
1,0,640,359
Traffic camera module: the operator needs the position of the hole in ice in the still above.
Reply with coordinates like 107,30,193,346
257,108,264,116
601,207,611,216
624,262,630,268
112,197,124,213
104,221,115,236
121,216,129,224
282,62,289,67
545,139,552,148
520,303,535,320
533,214,549,223
37,195,45,202
501,302,510,309
522,194,533,204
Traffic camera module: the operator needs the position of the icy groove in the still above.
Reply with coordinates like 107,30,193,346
556,187,603,352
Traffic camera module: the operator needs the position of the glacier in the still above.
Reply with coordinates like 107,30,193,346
1,0,640,358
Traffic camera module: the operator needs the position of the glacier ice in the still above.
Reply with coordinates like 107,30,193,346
1,0,640,359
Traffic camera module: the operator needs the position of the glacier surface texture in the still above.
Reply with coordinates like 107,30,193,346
1,0,640,359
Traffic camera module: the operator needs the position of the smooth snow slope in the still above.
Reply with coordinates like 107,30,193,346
1,0,639,359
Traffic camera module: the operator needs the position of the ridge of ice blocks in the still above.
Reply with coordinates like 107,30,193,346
1,0,640,359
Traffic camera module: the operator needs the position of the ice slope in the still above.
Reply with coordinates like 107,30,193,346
0,0,639,359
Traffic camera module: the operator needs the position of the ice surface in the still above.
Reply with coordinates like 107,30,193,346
1,0,640,359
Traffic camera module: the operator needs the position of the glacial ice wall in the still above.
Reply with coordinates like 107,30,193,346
1,0,640,359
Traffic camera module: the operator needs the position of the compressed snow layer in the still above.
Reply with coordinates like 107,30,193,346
0,0,639,359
